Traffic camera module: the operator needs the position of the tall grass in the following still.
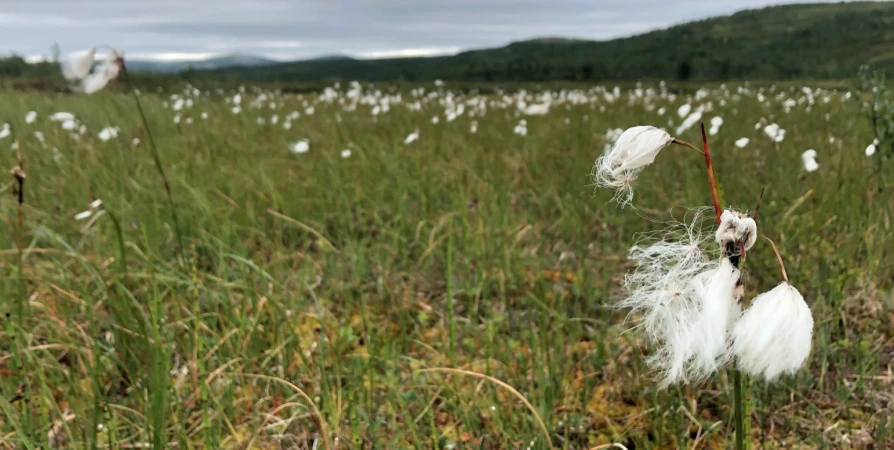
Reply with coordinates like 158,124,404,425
0,83,891,448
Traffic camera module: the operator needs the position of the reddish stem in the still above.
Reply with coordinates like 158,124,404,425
701,123,723,225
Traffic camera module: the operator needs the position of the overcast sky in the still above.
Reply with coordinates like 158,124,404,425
2,0,841,62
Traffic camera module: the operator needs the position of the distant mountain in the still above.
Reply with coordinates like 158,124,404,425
190,2,894,82
126,54,278,73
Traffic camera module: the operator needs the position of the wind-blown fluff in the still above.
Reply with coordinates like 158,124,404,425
620,210,741,385
688,258,741,377
78,49,123,94
592,125,673,206
61,49,95,81
732,282,813,380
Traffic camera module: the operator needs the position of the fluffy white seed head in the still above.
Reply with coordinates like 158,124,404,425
620,209,739,385
592,125,673,206
732,282,813,380
61,49,95,81
78,49,124,94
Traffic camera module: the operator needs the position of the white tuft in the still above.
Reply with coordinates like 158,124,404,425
61,49,95,81
715,210,757,252
732,282,813,380
592,125,673,206
619,209,735,385
735,137,750,148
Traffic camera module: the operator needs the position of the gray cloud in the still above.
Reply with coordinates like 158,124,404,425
2,0,841,61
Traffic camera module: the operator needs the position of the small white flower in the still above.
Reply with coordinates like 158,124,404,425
25,111,37,124
74,210,93,221
657,107,666,116
291,139,310,154
677,103,692,118
735,137,750,148
173,114,181,124
404,129,419,144
200,112,208,120
90,199,103,209
340,149,352,158
732,282,813,380
97,127,119,141
232,106,242,115
470,120,478,133
50,112,75,122
131,138,140,147
0,124,9,139
61,119,77,130
431,115,440,124
865,139,879,156
801,149,818,172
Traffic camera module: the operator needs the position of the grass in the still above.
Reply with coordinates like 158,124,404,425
0,82,892,449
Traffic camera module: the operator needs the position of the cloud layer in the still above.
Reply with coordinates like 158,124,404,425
2,0,838,61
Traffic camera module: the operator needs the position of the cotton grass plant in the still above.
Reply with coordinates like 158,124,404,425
594,123,815,448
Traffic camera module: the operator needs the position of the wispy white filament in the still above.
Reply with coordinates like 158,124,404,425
620,209,740,385
732,282,813,380
592,125,673,206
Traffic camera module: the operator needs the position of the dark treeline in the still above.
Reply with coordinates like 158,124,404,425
4,2,894,86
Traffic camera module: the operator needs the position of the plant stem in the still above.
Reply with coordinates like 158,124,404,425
734,369,750,450
121,65,184,253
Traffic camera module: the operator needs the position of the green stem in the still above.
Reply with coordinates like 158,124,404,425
734,369,750,450
121,65,184,253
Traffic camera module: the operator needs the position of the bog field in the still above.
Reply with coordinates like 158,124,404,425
0,81,892,449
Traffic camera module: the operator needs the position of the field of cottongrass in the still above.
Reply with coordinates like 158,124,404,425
0,80,892,449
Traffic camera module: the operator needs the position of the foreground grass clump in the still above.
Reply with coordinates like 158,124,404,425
0,83,892,448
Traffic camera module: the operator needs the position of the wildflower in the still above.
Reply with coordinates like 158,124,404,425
675,110,702,135
732,282,813,380
201,112,208,120
522,103,550,116
657,107,666,116
513,119,527,136
763,123,785,142
431,115,440,124
340,149,352,158
708,116,723,136
592,126,673,205
290,139,310,154
50,112,75,122
0,124,9,139
232,106,242,115
97,126,119,141
61,119,77,131
677,103,692,118
25,111,37,124
74,199,103,220
404,129,419,144
865,138,879,156
735,138,750,148
470,120,478,133
801,150,818,172
131,138,140,147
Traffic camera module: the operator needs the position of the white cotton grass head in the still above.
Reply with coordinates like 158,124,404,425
61,49,96,81
592,125,674,206
735,137,749,148
619,208,733,385
715,209,758,257
801,149,818,172
865,138,879,156
76,49,124,94
732,282,813,380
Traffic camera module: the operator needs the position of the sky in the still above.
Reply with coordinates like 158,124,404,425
2,0,842,62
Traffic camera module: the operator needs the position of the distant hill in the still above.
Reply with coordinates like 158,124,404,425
193,2,894,82
125,54,278,73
